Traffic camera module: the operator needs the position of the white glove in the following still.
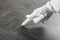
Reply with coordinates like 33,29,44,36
21,3,54,26
21,6,46,26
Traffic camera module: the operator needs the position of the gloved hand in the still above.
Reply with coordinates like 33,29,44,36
21,6,53,26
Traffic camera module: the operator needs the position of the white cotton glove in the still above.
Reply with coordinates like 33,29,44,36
21,1,54,26
21,6,46,26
